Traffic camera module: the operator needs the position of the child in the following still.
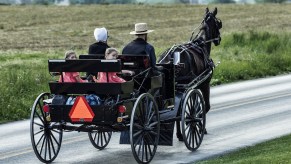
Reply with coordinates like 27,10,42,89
59,50,87,83
93,48,134,83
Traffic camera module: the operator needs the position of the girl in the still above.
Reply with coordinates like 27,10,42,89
93,48,134,83
59,50,87,83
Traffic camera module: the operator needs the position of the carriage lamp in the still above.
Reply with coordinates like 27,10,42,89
42,104,51,122
117,105,126,123
43,104,50,112
118,105,126,113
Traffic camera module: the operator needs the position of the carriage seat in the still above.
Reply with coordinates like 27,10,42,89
48,59,133,95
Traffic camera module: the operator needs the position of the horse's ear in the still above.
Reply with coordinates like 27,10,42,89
213,7,217,16
205,7,209,14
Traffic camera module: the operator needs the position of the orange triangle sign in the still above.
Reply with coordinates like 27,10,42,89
69,96,95,122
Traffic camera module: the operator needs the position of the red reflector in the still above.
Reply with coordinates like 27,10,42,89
43,104,49,112
118,105,126,113
69,96,95,122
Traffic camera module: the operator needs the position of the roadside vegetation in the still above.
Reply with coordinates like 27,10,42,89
0,4,291,123
197,134,291,164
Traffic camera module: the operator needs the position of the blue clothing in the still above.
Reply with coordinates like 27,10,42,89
145,43,156,67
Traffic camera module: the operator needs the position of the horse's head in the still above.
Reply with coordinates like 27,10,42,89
202,7,222,46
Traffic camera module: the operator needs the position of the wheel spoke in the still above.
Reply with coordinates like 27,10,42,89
36,133,45,147
133,130,143,138
148,121,158,128
133,123,143,130
35,110,45,124
134,132,144,148
49,134,57,157
34,129,44,136
49,130,61,147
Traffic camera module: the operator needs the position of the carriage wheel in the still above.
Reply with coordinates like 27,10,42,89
88,128,112,150
30,93,63,163
181,89,206,151
130,93,160,164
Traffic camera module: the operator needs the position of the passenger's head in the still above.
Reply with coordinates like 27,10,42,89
65,50,77,59
94,27,108,43
105,48,118,60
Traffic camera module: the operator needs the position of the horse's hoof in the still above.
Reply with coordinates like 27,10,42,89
204,128,208,135
176,133,183,141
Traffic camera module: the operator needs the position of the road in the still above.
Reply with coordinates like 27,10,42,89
1,74,291,164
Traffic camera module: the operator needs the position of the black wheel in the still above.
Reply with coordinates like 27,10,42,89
130,93,160,164
181,89,206,151
88,128,112,150
30,93,63,163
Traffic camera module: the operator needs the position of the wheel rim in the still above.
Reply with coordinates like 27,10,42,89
30,93,63,163
130,93,160,164
181,89,206,151
88,128,112,150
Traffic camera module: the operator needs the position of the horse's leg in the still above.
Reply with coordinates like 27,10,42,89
198,82,210,135
200,82,211,113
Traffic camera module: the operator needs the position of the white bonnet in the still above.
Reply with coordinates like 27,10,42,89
94,27,108,42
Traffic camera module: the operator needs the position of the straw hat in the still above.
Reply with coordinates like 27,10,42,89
130,23,154,35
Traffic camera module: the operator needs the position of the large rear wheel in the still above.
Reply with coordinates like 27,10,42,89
130,93,160,164
181,89,206,151
30,93,63,163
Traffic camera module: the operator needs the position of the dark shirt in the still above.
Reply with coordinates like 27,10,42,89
87,42,110,77
122,38,156,67
88,42,110,55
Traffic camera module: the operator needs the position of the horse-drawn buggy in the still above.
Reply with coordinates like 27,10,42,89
30,7,222,164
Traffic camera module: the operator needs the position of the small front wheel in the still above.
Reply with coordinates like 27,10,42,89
130,93,160,164
30,93,63,163
181,89,206,151
88,128,112,150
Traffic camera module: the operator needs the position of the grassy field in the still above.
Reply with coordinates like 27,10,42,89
197,134,291,164
0,4,291,123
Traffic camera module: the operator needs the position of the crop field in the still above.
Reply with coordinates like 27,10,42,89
0,4,291,122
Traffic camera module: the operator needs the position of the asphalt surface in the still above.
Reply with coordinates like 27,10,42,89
1,74,291,164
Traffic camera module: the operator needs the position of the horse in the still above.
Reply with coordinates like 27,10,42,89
158,7,222,138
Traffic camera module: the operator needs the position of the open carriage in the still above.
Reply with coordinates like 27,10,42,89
30,7,222,164
30,54,209,164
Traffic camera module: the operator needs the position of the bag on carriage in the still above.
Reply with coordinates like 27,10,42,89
52,95,67,105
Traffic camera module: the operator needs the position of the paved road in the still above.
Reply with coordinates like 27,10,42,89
1,74,291,164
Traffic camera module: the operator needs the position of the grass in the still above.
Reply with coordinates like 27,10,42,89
0,4,291,123
197,134,291,164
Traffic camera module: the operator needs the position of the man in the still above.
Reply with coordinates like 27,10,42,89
88,27,110,55
122,23,156,67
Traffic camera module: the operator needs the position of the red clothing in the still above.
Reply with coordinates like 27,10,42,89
59,72,85,82
96,72,126,83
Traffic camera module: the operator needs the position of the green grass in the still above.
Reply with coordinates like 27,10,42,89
197,134,291,164
211,31,291,85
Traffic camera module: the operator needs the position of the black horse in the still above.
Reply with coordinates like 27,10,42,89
158,7,222,137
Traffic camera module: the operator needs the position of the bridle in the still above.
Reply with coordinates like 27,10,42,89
190,12,222,45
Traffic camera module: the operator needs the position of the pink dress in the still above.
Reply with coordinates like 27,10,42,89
59,72,85,82
96,72,126,83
